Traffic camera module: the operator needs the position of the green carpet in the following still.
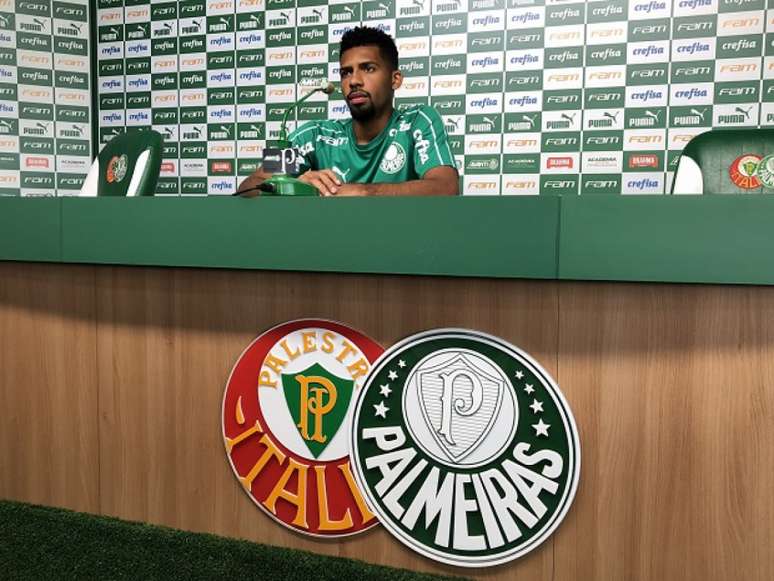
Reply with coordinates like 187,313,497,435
0,500,467,581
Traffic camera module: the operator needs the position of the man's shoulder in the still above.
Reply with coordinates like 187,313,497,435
289,119,350,142
399,105,443,134
397,104,443,126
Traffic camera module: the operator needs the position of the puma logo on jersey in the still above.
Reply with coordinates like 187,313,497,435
333,165,351,181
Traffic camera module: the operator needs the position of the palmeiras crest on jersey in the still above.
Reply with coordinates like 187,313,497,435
350,329,580,567
222,319,383,537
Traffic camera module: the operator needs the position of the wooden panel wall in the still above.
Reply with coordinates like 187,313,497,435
0,263,99,513
555,282,774,581
1,261,772,581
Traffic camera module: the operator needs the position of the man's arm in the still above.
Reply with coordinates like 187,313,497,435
330,165,458,196
236,167,273,197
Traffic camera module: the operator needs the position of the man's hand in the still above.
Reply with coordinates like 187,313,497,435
298,169,342,196
323,183,366,196
319,166,459,197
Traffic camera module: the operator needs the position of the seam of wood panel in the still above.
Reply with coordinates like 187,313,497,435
555,196,563,280
93,265,102,516
58,200,64,262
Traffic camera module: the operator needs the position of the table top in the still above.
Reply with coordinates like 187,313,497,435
2,195,773,285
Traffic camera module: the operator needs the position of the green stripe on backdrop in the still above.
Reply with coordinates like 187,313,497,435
0,501,467,581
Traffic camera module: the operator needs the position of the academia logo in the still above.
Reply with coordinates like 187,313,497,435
222,320,383,537
503,154,540,174
350,329,580,567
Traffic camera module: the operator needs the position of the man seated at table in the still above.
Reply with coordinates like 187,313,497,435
237,26,458,196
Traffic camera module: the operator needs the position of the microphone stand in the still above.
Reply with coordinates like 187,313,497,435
259,83,335,196
276,86,326,148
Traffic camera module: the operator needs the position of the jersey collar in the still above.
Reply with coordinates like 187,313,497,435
348,108,400,153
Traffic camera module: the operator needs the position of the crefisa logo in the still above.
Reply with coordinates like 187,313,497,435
351,329,580,567
222,319,382,537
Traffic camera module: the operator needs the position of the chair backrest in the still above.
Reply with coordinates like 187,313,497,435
79,130,163,196
671,128,774,195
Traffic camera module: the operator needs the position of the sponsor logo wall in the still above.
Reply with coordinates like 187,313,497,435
96,0,774,195
0,0,91,196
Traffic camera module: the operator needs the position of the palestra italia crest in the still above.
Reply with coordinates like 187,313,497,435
350,329,580,567
222,319,383,537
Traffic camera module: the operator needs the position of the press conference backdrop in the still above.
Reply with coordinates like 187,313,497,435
7,0,774,196
0,0,92,196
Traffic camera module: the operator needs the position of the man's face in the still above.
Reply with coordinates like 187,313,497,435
340,45,401,121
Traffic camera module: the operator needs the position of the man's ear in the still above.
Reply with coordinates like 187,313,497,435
392,70,403,91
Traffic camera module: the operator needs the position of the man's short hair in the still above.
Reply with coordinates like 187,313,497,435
340,26,399,71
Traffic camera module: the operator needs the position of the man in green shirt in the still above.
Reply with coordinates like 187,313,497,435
238,26,458,196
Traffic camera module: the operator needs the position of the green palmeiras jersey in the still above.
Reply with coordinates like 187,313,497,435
288,105,456,184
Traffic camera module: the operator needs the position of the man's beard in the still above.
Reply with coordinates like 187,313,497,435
347,98,376,121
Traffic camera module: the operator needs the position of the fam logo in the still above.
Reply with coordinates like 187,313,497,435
351,329,580,567
222,320,383,537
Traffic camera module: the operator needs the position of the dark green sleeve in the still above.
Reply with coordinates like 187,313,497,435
411,106,457,177
289,121,319,172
